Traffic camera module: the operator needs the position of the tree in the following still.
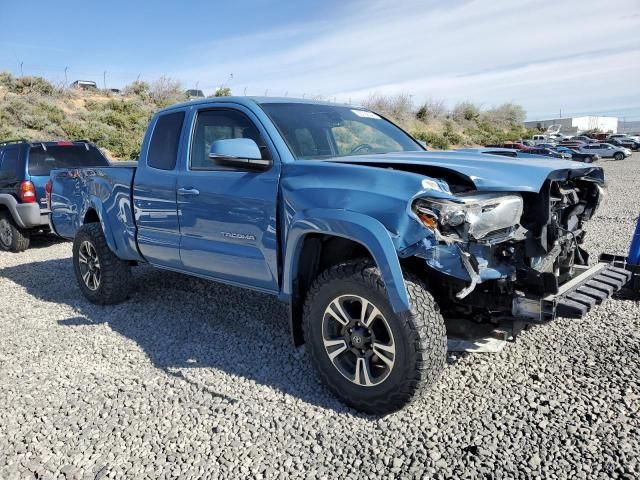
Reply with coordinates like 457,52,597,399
214,87,232,97
149,76,184,106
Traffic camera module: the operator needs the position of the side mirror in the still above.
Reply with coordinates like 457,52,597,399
209,138,271,170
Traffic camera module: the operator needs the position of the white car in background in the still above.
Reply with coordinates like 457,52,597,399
580,142,631,160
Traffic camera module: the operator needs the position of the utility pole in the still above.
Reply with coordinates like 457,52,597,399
103,71,107,90
19,62,23,77
64,66,69,87
243,87,247,96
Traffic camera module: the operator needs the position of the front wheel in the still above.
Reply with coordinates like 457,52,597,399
614,152,624,161
73,223,132,304
303,260,447,414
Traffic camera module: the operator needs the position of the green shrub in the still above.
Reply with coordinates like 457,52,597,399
122,81,151,100
11,76,57,96
452,102,480,122
415,98,446,123
442,120,463,145
362,93,414,123
411,128,450,150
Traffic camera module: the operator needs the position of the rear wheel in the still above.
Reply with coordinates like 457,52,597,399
303,260,446,414
584,156,593,163
73,223,132,304
0,212,30,252
614,152,624,160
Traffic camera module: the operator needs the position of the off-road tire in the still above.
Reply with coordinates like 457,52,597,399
303,259,447,414
0,212,30,252
73,223,132,305
614,152,624,161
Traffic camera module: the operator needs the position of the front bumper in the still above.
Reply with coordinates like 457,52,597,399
512,263,632,321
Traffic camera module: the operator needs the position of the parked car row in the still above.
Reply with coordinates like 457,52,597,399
533,133,639,150
487,138,632,161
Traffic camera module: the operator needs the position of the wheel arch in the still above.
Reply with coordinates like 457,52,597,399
283,209,410,346
0,194,25,228
78,197,143,262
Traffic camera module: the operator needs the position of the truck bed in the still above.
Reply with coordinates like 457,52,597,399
50,164,143,262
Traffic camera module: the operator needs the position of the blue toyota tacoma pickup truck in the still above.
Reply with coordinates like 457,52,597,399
49,97,630,413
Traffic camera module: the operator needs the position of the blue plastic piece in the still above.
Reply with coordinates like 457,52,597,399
628,215,640,266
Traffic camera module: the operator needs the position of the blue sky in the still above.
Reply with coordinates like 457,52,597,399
1,0,639,120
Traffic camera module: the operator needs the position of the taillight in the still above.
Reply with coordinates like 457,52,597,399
45,180,53,209
19,181,37,203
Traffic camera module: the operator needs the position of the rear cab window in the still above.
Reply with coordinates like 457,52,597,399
28,144,109,176
147,111,185,170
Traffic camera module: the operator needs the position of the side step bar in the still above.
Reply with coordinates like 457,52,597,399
547,263,631,318
599,253,640,300
513,263,632,321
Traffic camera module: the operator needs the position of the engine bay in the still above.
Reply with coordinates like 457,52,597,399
411,175,606,322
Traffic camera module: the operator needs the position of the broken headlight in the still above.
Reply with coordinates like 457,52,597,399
415,193,524,242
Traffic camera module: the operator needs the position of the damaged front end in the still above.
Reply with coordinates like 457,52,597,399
408,170,629,322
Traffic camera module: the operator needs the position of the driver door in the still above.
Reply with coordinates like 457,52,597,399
177,106,281,292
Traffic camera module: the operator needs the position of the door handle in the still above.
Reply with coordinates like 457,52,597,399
178,187,200,197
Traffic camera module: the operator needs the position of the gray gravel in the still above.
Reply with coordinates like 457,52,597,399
1,156,639,479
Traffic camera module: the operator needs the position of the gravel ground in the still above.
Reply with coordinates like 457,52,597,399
1,155,639,480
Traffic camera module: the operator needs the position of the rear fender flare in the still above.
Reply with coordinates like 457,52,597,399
0,194,26,228
83,197,120,255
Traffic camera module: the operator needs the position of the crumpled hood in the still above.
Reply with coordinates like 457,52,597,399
324,150,604,192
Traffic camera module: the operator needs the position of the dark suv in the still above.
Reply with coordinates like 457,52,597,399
0,140,110,252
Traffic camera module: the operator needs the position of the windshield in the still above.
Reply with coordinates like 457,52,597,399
28,145,109,176
260,103,423,160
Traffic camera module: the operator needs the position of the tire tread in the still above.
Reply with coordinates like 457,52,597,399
0,212,30,252
302,259,446,414
73,223,132,305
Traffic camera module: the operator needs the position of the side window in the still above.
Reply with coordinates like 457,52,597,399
0,148,19,175
190,109,270,170
147,111,185,170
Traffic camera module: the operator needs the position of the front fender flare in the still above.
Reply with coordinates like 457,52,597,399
282,208,410,312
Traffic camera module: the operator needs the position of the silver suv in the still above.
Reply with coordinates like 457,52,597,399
580,142,630,160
